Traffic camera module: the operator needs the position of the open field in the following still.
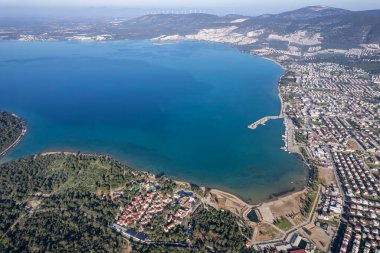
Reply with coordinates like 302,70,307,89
255,223,283,241
274,217,293,231
318,166,335,185
258,189,306,220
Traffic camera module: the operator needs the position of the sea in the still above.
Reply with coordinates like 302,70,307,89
0,40,306,203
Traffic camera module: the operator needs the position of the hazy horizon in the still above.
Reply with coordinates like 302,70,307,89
0,0,379,17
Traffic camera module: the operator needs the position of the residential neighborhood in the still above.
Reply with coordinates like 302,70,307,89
113,179,197,242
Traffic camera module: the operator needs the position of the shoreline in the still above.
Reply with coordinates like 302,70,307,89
0,40,308,220
42,150,307,213
7,149,306,210
35,150,303,206
0,118,27,158
261,56,286,69
206,52,308,211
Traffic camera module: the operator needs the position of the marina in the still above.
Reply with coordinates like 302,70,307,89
247,115,283,130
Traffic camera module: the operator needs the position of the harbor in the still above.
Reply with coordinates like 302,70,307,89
247,115,283,130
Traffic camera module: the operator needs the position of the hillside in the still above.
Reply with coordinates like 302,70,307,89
116,13,228,39
264,5,351,20
0,112,25,156
0,153,254,253
0,6,379,49
123,8,380,48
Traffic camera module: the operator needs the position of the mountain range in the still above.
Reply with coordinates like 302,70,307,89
119,6,380,48
0,6,379,49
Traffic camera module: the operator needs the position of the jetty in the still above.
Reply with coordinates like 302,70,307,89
247,115,283,130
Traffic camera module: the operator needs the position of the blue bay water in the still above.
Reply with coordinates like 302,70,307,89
0,40,306,203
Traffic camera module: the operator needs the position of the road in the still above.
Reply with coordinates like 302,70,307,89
0,122,27,157
253,185,321,248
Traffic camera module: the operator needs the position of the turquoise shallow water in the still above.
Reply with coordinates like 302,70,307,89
0,40,306,203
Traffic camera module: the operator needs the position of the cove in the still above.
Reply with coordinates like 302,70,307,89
0,40,306,203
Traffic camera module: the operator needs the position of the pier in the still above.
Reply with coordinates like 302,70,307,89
247,115,283,130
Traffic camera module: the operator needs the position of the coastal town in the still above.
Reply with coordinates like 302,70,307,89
241,41,379,252
0,5,380,253
154,19,380,253
148,29,380,252
112,179,197,240
108,50,380,250
1,36,379,253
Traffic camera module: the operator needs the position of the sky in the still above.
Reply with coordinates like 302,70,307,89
0,0,379,16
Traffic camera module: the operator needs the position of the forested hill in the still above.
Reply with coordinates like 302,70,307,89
0,154,129,252
1,6,379,49
0,154,254,253
123,7,380,48
0,111,24,156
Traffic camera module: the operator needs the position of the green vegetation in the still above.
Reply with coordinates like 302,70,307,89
2,192,124,253
300,147,309,161
140,201,190,243
191,207,253,252
133,207,255,253
300,185,319,217
0,154,256,252
256,223,282,241
131,245,197,253
0,200,25,237
299,145,320,218
274,216,293,231
0,111,23,155
307,56,380,74
0,154,140,201
311,121,323,126
337,60,380,74
295,130,307,144
291,117,303,129
368,163,380,168
280,71,297,87
0,154,132,252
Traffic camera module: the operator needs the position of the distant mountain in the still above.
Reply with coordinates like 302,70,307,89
233,9,380,48
295,9,380,48
119,7,380,48
1,6,379,49
222,14,250,19
120,13,226,39
264,5,351,20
